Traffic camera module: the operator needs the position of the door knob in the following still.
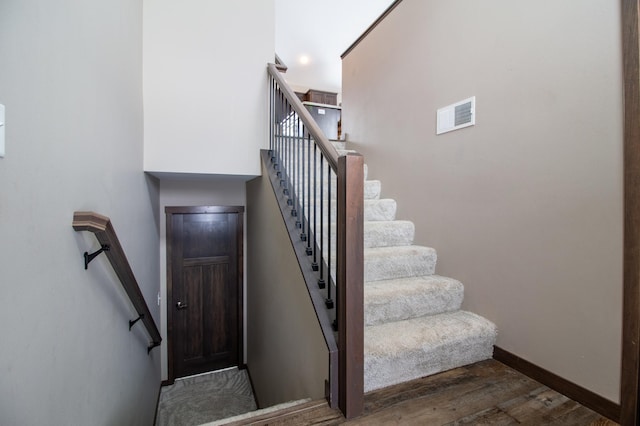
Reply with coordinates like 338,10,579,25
176,301,188,310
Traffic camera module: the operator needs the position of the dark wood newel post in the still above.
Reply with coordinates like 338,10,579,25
337,153,364,419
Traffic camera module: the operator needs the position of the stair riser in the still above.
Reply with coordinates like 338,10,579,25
364,247,436,282
364,276,464,326
309,220,414,250
364,221,414,248
364,312,497,392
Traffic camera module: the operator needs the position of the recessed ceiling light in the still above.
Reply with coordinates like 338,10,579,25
299,55,310,65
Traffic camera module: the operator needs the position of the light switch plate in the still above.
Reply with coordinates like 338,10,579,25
0,104,5,158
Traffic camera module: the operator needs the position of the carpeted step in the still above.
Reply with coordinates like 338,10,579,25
364,180,381,200
364,220,414,248
364,199,397,221
364,310,497,392
364,246,436,282
364,275,463,326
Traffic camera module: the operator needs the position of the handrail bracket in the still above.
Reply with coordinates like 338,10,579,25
129,313,144,330
84,244,110,270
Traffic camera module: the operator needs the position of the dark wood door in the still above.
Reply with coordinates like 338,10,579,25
166,206,244,380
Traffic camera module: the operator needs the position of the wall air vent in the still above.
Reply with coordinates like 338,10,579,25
436,96,476,135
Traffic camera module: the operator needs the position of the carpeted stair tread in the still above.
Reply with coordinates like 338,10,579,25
364,220,414,248
364,245,436,282
364,275,463,326
364,199,397,221
364,311,497,392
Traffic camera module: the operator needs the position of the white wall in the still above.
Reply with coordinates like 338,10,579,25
275,0,394,95
342,0,623,403
0,1,161,425
143,0,275,176
158,178,246,380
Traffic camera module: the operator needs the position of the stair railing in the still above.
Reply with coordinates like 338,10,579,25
72,211,162,353
267,63,364,419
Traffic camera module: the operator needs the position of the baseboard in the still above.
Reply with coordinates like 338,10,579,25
161,379,173,387
493,346,620,423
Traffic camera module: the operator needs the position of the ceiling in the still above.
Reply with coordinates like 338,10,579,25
275,0,394,97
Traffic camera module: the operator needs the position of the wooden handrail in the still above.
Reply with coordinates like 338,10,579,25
275,53,288,73
267,63,364,418
267,63,339,171
73,211,162,353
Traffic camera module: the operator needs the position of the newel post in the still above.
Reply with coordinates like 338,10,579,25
337,153,364,419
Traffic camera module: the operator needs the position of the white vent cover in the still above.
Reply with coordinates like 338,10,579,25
436,96,475,135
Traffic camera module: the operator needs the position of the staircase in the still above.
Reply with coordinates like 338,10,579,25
332,143,497,393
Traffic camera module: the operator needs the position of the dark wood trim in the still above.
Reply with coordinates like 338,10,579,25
621,2,640,425
72,211,162,351
341,0,404,59
164,205,245,383
160,379,173,387
493,346,620,422
165,210,175,383
337,154,364,419
165,205,245,215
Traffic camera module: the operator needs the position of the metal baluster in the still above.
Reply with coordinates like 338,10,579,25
311,143,319,271
326,162,334,308
304,133,311,250
299,119,307,240
318,153,325,289
292,112,299,220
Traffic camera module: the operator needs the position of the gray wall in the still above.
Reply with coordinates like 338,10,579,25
342,0,623,403
158,178,247,380
246,163,328,407
0,1,161,424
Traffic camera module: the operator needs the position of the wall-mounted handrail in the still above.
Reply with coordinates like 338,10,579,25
73,211,161,353
267,63,364,419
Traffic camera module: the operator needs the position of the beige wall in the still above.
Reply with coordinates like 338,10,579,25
246,162,328,407
158,178,247,380
0,0,161,424
342,0,623,403
143,0,274,176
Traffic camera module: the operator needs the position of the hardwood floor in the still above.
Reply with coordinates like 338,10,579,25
227,360,617,425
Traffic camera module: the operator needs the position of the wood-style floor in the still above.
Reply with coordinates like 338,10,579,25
227,360,617,425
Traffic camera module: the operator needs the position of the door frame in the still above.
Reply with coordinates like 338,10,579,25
621,1,640,424
165,205,244,384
